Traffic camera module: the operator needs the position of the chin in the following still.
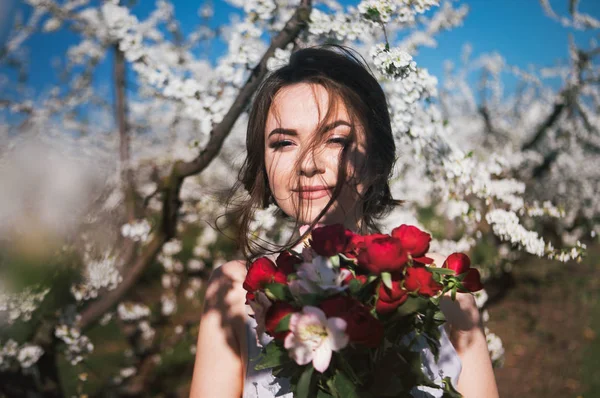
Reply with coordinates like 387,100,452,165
297,207,349,226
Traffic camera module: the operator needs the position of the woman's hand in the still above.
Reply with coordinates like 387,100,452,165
427,253,499,398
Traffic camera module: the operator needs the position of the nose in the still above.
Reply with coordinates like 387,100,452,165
298,149,325,178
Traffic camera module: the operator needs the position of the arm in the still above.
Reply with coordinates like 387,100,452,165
427,253,499,398
189,260,248,398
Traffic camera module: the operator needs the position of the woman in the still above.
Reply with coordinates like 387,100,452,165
189,46,499,397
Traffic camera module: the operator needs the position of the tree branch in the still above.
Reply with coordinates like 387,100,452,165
521,95,567,151
114,44,138,222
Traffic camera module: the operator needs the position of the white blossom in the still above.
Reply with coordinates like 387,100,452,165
117,302,151,322
160,293,177,316
267,44,293,72
121,219,152,242
0,285,50,324
485,209,546,257
71,253,122,302
485,327,505,368
119,366,136,378
55,324,94,365
17,344,44,368
138,320,156,342
187,259,205,271
162,239,182,256
371,44,417,80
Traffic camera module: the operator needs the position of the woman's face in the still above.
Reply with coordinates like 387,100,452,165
264,83,367,229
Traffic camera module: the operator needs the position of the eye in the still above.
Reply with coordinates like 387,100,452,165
327,136,351,147
268,140,294,150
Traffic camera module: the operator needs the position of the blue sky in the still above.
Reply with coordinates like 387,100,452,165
1,0,599,100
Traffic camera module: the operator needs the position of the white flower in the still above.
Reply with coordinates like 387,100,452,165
484,327,505,367
485,209,546,256
187,258,205,271
121,219,151,242
43,18,62,32
266,44,293,72
119,366,136,378
371,44,417,80
55,325,94,365
138,321,155,341
473,289,489,309
0,285,50,324
284,306,348,373
288,255,350,298
162,239,182,256
249,204,278,233
117,302,151,322
17,344,44,368
71,253,122,302
161,294,177,316
358,0,395,23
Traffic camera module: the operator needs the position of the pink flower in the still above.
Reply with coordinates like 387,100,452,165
284,306,349,373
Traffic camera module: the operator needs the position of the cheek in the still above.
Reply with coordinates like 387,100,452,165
265,152,293,194
340,143,367,188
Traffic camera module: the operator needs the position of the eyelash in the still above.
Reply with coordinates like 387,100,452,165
268,137,350,150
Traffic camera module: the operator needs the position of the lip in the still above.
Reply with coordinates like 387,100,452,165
294,186,332,200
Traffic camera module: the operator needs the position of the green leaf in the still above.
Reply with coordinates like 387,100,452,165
441,376,463,398
348,278,363,295
298,293,321,306
381,272,393,289
333,370,360,398
433,310,446,323
395,295,429,317
426,267,455,275
265,282,291,301
338,253,357,264
329,255,340,268
316,389,335,398
254,342,288,370
335,353,362,386
275,313,292,333
296,365,315,398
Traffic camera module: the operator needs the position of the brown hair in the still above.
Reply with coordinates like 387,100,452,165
227,45,400,259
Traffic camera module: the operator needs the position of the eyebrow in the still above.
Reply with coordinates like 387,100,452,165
267,120,352,138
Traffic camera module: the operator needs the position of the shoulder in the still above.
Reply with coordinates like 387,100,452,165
203,260,248,313
208,260,248,284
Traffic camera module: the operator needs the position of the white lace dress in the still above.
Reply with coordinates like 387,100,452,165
242,312,462,398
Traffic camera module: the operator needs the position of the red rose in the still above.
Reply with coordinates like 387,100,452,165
310,224,352,256
443,253,471,274
243,257,287,302
376,279,409,314
320,296,384,348
461,267,483,292
391,224,431,259
357,235,409,274
442,252,483,292
265,302,296,341
403,266,442,297
275,251,301,275
342,232,378,258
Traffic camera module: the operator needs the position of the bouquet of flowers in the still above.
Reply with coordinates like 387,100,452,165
243,224,483,398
